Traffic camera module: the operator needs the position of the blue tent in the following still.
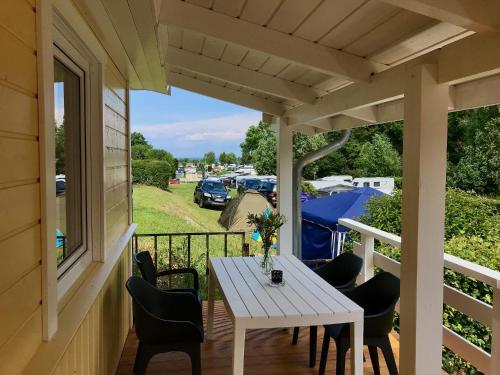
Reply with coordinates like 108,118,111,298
301,187,384,260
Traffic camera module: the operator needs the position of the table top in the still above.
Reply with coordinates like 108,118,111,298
209,255,363,329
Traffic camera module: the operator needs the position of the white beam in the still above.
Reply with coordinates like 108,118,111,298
166,47,317,103
344,107,378,123
380,0,500,32
276,118,294,254
438,32,500,84
399,64,448,374
159,0,385,82
330,115,371,131
285,62,409,126
285,29,500,126
167,71,285,115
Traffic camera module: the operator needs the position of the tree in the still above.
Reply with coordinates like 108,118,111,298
449,117,500,195
224,152,237,164
131,132,148,146
252,136,277,175
240,121,273,164
355,133,402,177
131,144,152,160
219,152,227,165
203,151,216,165
55,123,65,174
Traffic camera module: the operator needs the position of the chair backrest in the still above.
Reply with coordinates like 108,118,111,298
346,271,400,336
126,275,166,342
134,251,158,287
315,252,363,291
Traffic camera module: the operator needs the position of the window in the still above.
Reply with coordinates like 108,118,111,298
54,50,88,276
374,181,381,187
363,182,370,187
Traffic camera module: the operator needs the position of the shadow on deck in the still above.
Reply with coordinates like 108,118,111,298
116,301,401,374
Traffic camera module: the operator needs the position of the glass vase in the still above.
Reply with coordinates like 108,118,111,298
261,247,273,275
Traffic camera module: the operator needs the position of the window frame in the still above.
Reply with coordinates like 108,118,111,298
51,14,105,301
53,46,90,278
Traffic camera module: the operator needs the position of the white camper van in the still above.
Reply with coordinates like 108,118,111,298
352,177,395,195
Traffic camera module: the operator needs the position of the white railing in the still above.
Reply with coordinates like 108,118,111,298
339,218,500,374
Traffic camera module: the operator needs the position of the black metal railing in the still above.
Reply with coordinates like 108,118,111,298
132,231,249,297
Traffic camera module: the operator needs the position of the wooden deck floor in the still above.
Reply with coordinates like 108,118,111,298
116,301,401,375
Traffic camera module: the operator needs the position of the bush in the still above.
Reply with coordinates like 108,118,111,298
132,160,174,190
360,188,499,374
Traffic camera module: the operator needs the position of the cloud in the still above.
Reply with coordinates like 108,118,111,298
133,113,262,144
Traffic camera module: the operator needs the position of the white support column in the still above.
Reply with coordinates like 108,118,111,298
276,117,294,255
399,64,449,374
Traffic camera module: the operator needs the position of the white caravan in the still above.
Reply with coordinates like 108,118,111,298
352,177,395,195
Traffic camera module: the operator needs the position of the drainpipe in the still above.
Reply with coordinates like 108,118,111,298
292,129,351,258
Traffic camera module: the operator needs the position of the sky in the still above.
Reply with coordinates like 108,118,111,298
130,88,261,159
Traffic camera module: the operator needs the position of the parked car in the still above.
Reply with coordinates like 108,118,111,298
238,178,277,206
258,181,277,207
56,175,65,195
193,178,232,208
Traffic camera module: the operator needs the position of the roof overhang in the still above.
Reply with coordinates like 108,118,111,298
117,0,500,133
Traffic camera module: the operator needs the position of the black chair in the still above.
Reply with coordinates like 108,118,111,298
134,250,201,302
292,252,363,367
126,275,204,375
318,271,400,375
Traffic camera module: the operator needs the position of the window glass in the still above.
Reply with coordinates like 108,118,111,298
363,182,370,187
54,58,85,268
204,181,226,192
374,181,381,187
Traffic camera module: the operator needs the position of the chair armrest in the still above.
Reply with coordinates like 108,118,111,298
157,268,200,290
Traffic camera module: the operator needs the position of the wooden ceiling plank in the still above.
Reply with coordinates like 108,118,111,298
159,0,385,81
239,0,282,26
166,47,317,103
343,11,431,58
369,22,470,65
319,1,399,50
167,70,286,115
212,0,246,18
379,0,500,32
265,0,322,34
293,0,365,42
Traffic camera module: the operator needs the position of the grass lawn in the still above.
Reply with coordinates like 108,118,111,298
133,183,228,234
132,184,257,294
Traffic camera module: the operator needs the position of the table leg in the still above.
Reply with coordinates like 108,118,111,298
232,325,246,375
350,320,363,375
207,265,215,340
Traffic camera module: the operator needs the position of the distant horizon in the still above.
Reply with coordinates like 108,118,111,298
130,88,261,158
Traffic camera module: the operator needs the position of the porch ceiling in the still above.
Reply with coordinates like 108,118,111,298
155,0,500,133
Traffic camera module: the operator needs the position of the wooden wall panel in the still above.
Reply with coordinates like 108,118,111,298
0,25,37,94
0,83,38,136
0,2,131,373
0,138,39,184
0,1,41,372
0,224,41,295
0,266,41,347
104,64,130,254
51,249,131,375
0,0,36,50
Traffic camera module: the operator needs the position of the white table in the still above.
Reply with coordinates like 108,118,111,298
207,255,364,375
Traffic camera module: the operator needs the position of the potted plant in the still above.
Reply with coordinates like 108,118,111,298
247,209,286,274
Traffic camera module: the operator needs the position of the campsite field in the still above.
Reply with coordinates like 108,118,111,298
133,183,259,294
133,183,228,234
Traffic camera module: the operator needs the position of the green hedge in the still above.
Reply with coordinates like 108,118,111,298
132,159,174,191
360,189,499,374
